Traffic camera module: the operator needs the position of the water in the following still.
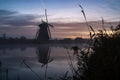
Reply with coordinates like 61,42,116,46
0,44,87,80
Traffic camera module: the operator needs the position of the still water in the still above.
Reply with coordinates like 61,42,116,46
0,44,87,80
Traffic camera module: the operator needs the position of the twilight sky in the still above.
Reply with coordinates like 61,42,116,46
0,0,120,39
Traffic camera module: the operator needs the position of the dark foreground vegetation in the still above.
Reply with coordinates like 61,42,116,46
84,24,120,80
67,24,120,80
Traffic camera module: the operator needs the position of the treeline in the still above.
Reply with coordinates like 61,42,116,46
0,36,88,44
50,37,89,44
0,36,33,44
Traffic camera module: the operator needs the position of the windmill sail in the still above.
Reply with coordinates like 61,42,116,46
35,29,39,40
45,9,52,40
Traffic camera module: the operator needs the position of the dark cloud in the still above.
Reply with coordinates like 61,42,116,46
0,9,42,28
0,9,17,16
1,15,36,27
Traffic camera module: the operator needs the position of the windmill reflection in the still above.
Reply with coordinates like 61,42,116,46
36,46,53,80
36,46,53,67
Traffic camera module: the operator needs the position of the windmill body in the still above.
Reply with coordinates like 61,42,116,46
36,21,50,43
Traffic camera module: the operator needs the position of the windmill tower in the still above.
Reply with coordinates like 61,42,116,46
35,9,53,43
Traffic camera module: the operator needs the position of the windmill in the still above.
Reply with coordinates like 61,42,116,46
35,9,53,43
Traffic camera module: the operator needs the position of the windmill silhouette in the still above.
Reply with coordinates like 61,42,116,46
35,9,53,43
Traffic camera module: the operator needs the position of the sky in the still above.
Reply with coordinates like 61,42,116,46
0,0,120,39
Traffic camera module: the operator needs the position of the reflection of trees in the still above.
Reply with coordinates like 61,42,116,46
0,61,8,80
0,66,1,80
0,61,1,67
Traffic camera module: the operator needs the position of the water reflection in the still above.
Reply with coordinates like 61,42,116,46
36,46,54,80
36,46,53,67
0,44,86,80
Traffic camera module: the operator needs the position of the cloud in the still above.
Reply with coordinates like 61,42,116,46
0,9,17,16
51,21,119,31
0,9,43,28
101,0,120,14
